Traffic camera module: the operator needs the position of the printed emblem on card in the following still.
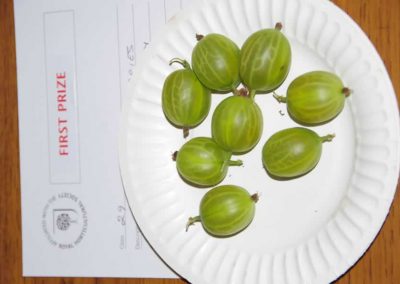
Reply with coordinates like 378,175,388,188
42,193,88,249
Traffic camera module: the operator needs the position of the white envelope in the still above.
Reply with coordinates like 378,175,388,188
14,0,193,277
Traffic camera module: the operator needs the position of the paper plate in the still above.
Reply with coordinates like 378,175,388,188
119,0,400,283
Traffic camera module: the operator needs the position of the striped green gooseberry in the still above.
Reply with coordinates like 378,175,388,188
191,33,241,93
274,71,351,125
212,94,263,154
162,59,211,137
240,23,291,95
174,137,242,187
186,185,258,237
262,127,335,179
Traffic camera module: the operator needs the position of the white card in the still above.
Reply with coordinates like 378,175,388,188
14,0,193,277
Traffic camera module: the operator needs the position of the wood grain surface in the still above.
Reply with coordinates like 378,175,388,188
0,0,399,283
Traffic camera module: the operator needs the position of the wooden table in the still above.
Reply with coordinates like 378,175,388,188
1,0,399,283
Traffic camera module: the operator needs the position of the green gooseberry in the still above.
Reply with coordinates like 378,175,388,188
162,59,211,137
240,23,291,95
186,185,258,237
274,71,351,125
212,95,263,154
175,137,242,187
262,127,335,179
191,33,241,93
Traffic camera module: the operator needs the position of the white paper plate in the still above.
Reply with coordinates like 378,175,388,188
119,0,400,283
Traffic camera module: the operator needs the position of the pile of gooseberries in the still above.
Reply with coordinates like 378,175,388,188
162,23,350,238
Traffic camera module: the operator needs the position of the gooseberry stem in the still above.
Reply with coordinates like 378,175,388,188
172,151,178,161
251,193,259,203
196,34,204,41
183,127,189,138
186,216,201,231
234,87,249,97
273,92,287,103
229,159,243,166
249,89,257,100
275,22,283,31
169,58,191,70
342,87,352,97
320,134,335,143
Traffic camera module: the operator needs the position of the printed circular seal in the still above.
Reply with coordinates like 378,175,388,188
42,192,88,249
